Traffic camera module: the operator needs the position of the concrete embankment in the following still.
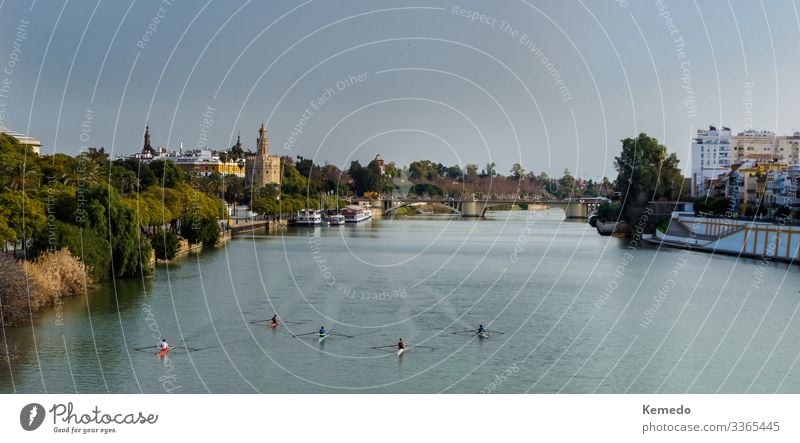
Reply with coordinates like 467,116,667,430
649,213,800,264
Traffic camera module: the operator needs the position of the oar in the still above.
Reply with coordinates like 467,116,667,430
451,330,476,335
330,332,355,338
182,345,220,352
489,330,506,335
248,319,270,324
283,320,309,325
410,345,436,350
371,345,397,349
291,332,319,337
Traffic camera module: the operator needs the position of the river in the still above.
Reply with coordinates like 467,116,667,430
2,210,799,393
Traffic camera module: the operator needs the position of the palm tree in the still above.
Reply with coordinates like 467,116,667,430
9,163,37,191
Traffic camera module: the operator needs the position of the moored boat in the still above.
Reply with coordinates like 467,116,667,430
294,209,324,226
328,214,345,225
341,205,372,223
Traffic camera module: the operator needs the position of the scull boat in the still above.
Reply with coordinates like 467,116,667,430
156,346,174,359
478,332,489,339
397,347,405,357
319,334,328,343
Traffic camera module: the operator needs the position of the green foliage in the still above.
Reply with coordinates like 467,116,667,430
180,214,220,246
510,163,524,180
34,221,112,281
465,164,478,179
281,160,308,195
81,184,152,277
484,162,496,178
596,202,621,222
0,191,47,244
348,160,377,196
410,183,443,196
113,158,156,189
151,228,180,261
408,160,437,180
613,133,684,223
150,159,183,188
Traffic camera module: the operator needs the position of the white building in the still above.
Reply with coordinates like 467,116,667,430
0,127,42,155
691,126,731,197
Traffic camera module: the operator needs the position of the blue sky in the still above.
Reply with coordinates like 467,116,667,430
1,0,799,180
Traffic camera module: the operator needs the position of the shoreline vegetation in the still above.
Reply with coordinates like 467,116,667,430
0,250,90,331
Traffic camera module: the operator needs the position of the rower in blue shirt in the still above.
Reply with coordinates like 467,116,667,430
319,326,326,337
477,325,486,334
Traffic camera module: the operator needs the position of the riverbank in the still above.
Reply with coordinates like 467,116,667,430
651,212,800,264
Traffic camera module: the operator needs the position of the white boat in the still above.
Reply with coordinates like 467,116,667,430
295,209,323,226
397,347,405,357
319,334,328,344
328,214,345,225
341,205,372,223
478,332,489,339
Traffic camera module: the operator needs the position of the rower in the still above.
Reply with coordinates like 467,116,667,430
397,338,405,350
271,314,279,326
477,325,486,334
319,326,326,337
160,338,169,350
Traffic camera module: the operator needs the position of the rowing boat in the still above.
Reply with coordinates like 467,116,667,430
268,322,279,329
319,334,328,343
155,346,174,358
478,332,489,339
397,347,405,357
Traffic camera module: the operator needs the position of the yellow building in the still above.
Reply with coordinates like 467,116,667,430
172,150,246,178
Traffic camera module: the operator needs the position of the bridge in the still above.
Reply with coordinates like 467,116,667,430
378,197,607,219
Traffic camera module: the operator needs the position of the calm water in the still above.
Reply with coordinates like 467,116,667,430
2,211,800,394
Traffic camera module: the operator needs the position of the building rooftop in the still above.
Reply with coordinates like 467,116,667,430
0,127,42,154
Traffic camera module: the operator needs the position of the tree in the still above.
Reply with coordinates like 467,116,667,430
150,159,183,188
383,161,400,179
113,158,156,189
180,215,220,246
410,183,443,196
281,160,308,195
348,160,376,196
485,162,496,178
510,163,525,180
613,133,684,223
0,191,47,247
151,228,180,260
408,160,437,180
81,184,153,277
465,164,478,179
33,221,112,281
559,168,575,192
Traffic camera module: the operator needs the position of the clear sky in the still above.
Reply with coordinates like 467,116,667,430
1,0,799,180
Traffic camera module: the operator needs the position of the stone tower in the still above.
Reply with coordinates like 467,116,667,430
246,123,281,187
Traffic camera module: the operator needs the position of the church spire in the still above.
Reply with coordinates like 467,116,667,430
143,124,153,153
